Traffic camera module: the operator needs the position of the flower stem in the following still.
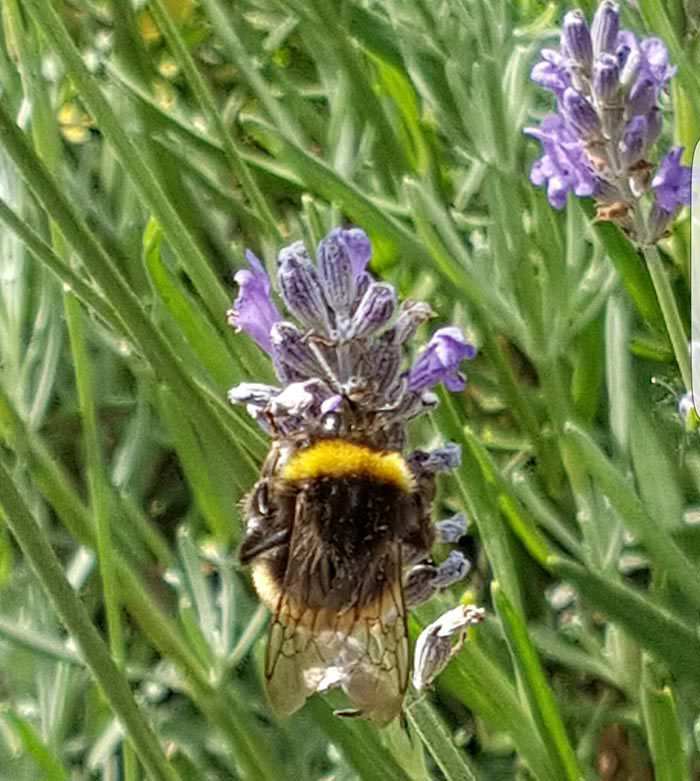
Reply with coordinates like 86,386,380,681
642,244,691,390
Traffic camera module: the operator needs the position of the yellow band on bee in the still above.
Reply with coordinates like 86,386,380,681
282,439,415,493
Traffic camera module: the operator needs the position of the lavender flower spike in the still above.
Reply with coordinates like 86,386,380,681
407,327,476,393
228,226,476,445
526,3,690,244
227,251,282,353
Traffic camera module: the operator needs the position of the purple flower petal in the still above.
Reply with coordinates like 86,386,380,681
407,326,476,393
525,114,596,209
228,250,282,353
652,147,691,212
639,37,676,87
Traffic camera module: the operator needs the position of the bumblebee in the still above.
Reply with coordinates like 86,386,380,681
229,228,473,723
239,431,442,725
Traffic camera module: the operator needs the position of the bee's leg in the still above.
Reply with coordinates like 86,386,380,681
238,527,289,565
404,551,470,608
435,512,467,544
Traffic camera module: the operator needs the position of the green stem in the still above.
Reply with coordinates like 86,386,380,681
643,243,691,390
0,462,181,781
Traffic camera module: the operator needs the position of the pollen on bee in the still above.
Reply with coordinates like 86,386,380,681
281,439,415,493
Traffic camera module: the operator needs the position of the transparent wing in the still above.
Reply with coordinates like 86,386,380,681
264,545,409,725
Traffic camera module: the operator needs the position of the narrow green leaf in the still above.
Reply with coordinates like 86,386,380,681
563,421,700,608
550,557,700,682
630,403,683,532
24,0,230,324
405,698,479,781
305,698,408,781
435,632,557,781
640,656,690,781
0,461,182,781
589,214,663,328
2,711,69,781
491,582,583,781
461,426,554,566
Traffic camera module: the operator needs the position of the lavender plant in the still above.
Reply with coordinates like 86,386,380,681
1,0,699,779
527,0,690,242
526,1,693,388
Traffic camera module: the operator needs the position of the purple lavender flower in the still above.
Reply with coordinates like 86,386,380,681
228,228,476,444
652,147,691,212
526,2,690,243
524,114,596,208
648,147,692,240
407,327,477,393
227,251,282,353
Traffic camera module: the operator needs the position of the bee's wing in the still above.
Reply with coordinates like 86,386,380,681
265,544,409,725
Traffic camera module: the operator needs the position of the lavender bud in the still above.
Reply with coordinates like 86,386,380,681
349,282,396,339
278,245,330,331
317,232,355,315
394,300,434,343
645,106,662,148
647,202,674,242
408,443,461,475
615,43,630,70
591,0,620,57
340,228,371,276
626,76,656,116
352,271,371,307
619,115,647,167
592,53,620,104
366,338,402,398
562,10,593,71
562,88,601,139
432,551,471,589
404,564,439,608
620,47,641,89
435,513,468,544
270,321,323,381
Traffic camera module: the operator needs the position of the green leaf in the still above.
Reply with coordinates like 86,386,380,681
588,213,664,330
563,421,700,608
491,582,583,781
550,557,700,683
640,656,690,781
2,711,69,781
405,698,478,781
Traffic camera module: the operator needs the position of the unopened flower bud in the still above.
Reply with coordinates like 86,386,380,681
626,76,656,118
591,1,620,57
593,53,620,104
562,88,601,139
562,10,593,71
